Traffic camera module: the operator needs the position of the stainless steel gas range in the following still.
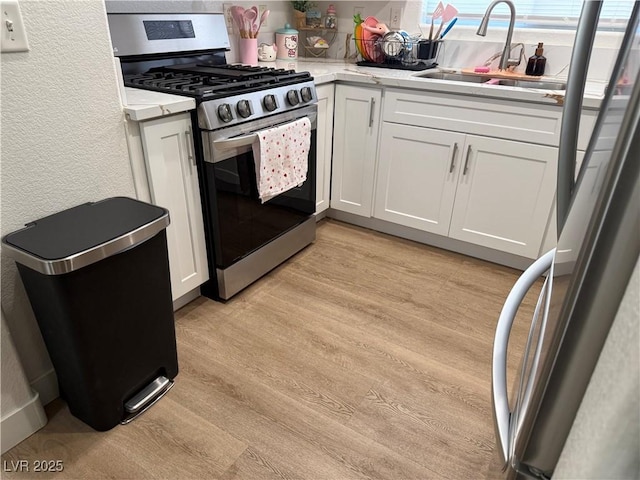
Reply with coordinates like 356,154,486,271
108,13,317,300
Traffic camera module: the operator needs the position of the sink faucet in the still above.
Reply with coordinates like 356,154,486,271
476,0,520,71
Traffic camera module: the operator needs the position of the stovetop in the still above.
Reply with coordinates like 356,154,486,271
125,63,318,130
124,64,313,101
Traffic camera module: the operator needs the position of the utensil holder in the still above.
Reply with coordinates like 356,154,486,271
416,39,442,61
238,38,258,65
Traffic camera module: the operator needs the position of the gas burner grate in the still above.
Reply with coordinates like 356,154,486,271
124,65,313,101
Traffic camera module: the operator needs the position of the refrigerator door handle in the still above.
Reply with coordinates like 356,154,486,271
557,1,602,235
492,248,556,467
511,268,554,449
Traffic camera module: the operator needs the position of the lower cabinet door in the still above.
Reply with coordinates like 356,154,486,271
330,85,381,217
449,135,558,258
374,123,465,236
315,84,335,214
140,113,209,300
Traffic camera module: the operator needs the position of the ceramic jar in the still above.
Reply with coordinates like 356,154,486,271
275,23,298,60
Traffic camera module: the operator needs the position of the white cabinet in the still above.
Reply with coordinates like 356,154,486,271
448,136,557,258
330,84,382,216
315,83,334,214
139,113,209,301
374,124,464,236
374,122,557,258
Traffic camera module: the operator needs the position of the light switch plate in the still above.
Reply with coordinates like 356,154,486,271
258,5,268,28
223,2,233,30
389,7,402,29
1,0,29,53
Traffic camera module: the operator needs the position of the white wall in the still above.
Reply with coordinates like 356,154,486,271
1,0,136,416
226,0,620,83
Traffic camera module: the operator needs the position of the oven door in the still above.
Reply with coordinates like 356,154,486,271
201,104,317,271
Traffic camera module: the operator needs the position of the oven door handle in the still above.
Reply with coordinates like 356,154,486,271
213,133,259,151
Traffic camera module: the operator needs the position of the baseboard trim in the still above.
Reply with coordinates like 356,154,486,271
173,287,201,311
314,210,328,221
1,390,47,454
30,369,58,406
326,209,534,271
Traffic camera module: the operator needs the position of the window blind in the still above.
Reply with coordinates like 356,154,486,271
421,0,634,28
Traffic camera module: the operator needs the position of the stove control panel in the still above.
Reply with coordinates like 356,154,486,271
199,80,317,130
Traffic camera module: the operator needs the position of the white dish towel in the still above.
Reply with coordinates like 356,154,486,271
252,117,311,203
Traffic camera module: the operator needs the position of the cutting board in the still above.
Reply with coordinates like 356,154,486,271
461,68,550,81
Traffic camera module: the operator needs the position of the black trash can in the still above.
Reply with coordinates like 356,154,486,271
2,197,178,431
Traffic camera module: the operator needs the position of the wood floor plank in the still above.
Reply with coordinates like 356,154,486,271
272,268,497,382
176,300,376,425
249,287,493,415
2,218,531,480
172,342,443,480
347,381,495,480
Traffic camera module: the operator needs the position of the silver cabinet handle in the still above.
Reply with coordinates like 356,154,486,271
449,142,458,173
463,145,472,175
368,98,376,128
492,248,555,467
185,127,195,165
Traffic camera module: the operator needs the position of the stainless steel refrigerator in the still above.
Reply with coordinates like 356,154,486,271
491,2,640,478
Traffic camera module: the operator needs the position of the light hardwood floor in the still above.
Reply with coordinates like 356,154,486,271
2,219,540,479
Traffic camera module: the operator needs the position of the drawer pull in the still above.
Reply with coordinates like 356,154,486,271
185,127,195,166
368,98,376,128
463,145,472,175
449,142,458,173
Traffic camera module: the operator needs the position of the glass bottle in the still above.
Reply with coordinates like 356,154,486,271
325,4,337,29
525,42,547,76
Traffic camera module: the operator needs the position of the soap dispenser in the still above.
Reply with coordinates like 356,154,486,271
526,42,547,76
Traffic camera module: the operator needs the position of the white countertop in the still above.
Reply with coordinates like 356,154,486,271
283,59,606,110
122,60,606,120
123,88,196,121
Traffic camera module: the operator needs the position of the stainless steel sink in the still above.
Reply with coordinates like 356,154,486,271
496,79,567,90
415,71,566,90
415,72,487,83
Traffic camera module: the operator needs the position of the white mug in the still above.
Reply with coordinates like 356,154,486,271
257,43,277,62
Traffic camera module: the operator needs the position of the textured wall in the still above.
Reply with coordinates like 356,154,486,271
1,0,136,397
105,0,223,13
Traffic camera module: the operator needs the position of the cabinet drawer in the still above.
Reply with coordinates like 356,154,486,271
383,88,562,146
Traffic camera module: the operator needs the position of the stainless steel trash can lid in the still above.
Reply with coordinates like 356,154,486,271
2,197,170,275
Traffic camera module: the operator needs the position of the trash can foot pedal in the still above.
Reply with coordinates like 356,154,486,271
121,375,174,425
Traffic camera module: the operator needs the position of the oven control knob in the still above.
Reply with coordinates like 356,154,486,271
300,87,313,103
286,89,300,106
217,104,233,123
263,94,277,112
236,99,252,118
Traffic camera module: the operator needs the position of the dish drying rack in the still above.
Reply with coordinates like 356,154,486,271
354,37,442,71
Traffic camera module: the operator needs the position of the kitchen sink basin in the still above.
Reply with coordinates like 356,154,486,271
415,71,566,90
416,72,487,83
496,79,567,90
